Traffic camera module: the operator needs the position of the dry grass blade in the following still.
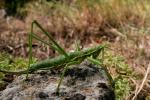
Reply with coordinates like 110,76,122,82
132,63,150,100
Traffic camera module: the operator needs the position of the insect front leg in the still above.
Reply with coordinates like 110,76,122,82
87,57,114,89
87,45,114,88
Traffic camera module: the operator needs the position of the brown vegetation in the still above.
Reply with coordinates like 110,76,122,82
1,0,150,99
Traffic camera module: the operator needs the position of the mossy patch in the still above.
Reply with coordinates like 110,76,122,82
103,49,134,100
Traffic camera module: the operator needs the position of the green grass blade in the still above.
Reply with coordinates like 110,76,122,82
75,40,81,51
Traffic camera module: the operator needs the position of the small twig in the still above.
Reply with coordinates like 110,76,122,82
132,63,150,100
126,78,138,100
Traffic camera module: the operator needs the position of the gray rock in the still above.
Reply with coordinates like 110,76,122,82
0,60,115,100
0,86,21,100
38,92,49,99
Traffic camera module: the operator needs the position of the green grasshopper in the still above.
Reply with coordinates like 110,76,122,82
0,20,113,94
